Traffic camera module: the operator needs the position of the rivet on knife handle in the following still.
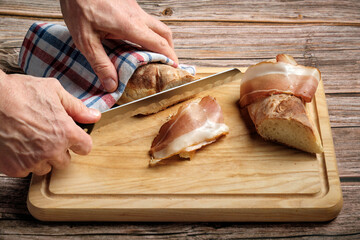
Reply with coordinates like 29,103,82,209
76,122,95,134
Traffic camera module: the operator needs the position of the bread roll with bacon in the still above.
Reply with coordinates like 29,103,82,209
240,54,323,153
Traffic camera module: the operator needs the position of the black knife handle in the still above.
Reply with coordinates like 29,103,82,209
76,122,95,134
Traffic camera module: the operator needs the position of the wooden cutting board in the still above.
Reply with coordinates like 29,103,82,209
27,67,343,222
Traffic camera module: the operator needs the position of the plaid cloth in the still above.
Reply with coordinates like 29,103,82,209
19,23,196,112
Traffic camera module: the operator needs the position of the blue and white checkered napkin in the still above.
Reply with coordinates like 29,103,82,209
19,23,196,112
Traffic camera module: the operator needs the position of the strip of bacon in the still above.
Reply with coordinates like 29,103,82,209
149,96,229,165
239,54,321,108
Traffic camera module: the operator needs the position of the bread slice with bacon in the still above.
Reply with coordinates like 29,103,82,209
240,54,323,153
149,96,229,165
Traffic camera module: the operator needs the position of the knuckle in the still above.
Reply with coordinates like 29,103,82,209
40,148,60,161
158,38,169,48
72,136,92,155
163,27,173,39
64,121,77,139
72,97,86,110
78,101,88,112
84,137,93,154
36,134,67,162
38,136,68,161
92,62,112,76
48,77,61,86
46,78,62,91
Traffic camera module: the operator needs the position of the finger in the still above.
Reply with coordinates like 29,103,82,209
57,85,101,124
48,150,71,170
145,15,174,49
124,25,179,65
67,123,93,155
32,161,52,176
77,34,118,92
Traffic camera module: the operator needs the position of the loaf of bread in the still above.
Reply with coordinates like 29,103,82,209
240,54,323,154
117,63,195,105
247,94,323,153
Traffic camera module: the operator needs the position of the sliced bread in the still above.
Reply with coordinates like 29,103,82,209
247,94,323,153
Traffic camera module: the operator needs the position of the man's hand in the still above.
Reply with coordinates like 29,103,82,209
0,71,101,177
60,0,179,92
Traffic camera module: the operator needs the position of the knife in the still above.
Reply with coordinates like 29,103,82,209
77,68,242,134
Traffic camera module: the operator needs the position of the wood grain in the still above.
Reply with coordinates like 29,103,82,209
326,94,360,127
332,127,360,177
0,179,358,238
0,0,359,237
1,0,360,24
1,18,359,94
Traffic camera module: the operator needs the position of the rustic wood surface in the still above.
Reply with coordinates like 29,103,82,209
0,0,359,239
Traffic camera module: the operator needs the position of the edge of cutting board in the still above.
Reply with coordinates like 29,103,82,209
27,67,343,222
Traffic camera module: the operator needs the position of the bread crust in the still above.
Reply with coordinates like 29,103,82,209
247,94,323,153
117,63,195,104
248,94,311,129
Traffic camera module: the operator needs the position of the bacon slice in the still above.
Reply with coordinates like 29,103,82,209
239,54,321,108
149,96,229,165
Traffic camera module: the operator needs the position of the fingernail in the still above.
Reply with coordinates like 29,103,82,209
103,78,117,92
88,108,101,118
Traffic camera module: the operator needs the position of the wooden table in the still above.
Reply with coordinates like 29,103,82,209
0,0,359,238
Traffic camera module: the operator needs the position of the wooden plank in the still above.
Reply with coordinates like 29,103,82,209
0,17,63,49
0,0,61,18
332,127,360,177
0,0,358,236
0,177,31,221
0,178,358,238
326,94,360,127
1,0,360,24
1,18,359,93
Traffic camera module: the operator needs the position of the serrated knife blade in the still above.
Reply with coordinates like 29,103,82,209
77,68,242,134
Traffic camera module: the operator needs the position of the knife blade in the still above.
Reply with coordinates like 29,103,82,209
77,68,242,134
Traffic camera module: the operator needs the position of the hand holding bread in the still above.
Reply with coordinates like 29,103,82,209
60,0,178,92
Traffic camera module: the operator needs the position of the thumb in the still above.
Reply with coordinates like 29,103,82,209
80,37,118,92
58,86,101,124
